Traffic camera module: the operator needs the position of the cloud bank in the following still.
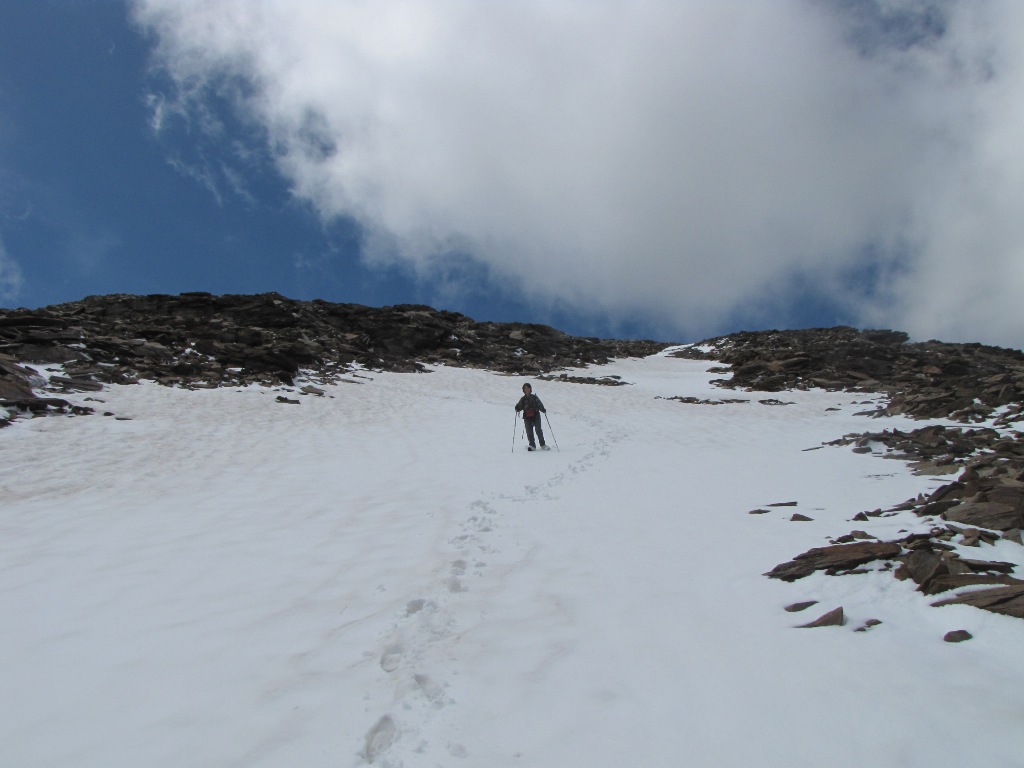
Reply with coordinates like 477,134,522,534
133,0,1024,346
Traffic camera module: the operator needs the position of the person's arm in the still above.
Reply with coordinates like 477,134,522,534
515,395,524,412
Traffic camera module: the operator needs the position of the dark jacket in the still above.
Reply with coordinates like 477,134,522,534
515,393,546,417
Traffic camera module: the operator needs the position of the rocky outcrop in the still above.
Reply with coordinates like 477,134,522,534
0,292,667,419
675,326,1024,421
822,425,1024,539
692,328,1024,623
768,421,1024,622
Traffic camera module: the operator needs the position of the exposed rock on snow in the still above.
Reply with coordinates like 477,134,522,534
784,601,819,613
854,619,883,632
764,415,1024,621
826,425,1005,473
765,542,903,581
795,606,845,628
933,586,1024,619
674,326,1024,422
537,373,630,386
656,395,749,405
943,630,974,643
0,292,666,414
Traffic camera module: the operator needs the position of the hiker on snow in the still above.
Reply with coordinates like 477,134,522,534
515,382,549,451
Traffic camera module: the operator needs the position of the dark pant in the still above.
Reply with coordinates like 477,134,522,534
524,415,545,447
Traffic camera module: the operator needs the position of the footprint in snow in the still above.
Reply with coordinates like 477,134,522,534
380,644,403,673
362,715,397,763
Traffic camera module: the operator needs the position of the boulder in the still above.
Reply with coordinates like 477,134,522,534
765,542,902,582
945,501,1023,532
943,630,973,643
795,606,845,628
933,586,1024,619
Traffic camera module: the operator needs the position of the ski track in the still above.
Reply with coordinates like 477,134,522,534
2,353,1024,767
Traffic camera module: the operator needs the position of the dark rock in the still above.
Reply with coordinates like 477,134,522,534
0,397,74,414
945,501,1022,532
932,585,1024,619
766,541,902,582
49,376,104,392
0,293,669,395
959,558,1016,575
827,532,876,544
538,373,630,386
796,606,845,628
0,356,42,400
902,549,947,587
943,630,973,643
790,514,814,522
657,395,748,405
784,601,819,612
854,619,883,632
677,326,1024,423
921,573,1024,595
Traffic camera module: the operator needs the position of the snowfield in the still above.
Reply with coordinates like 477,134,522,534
2,349,1023,767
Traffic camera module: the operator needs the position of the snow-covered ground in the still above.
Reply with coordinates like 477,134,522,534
2,350,1023,768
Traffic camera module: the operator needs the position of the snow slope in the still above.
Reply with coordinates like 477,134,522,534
2,350,1023,768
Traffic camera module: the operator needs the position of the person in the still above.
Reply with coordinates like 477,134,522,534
515,382,549,451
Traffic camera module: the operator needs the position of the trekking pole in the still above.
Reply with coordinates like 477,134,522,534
511,411,518,453
543,412,560,451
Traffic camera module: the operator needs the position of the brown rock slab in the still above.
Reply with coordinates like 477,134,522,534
932,585,1024,619
921,573,1024,596
796,606,845,628
766,541,903,582
945,501,1022,532
784,601,819,613
903,549,947,586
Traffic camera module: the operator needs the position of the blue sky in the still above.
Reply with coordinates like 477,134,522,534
2,1,1023,346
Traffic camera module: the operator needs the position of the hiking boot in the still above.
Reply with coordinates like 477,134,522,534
541,444,550,451
528,445,536,451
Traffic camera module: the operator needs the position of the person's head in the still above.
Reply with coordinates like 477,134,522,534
522,383,532,394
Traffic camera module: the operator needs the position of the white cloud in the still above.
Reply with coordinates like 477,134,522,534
0,231,24,304
132,0,1024,346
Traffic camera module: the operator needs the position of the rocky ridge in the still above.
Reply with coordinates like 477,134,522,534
0,291,666,423
673,325,1024,421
